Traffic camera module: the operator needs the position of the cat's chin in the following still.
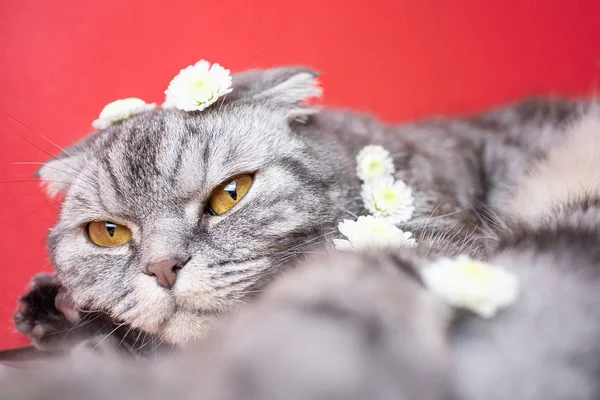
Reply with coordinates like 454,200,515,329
157,311,221,346
110,274,176,336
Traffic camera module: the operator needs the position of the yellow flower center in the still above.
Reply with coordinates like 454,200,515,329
371,224,385,233
459,261,494,279
367,161,384,176
382,189,397,202
376,188,398,211
192,77,209,88
190,77,215,103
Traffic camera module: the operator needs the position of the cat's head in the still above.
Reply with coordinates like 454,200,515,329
38,67,352,345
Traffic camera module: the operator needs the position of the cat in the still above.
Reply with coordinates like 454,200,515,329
4,109,600,400
13,65,589,354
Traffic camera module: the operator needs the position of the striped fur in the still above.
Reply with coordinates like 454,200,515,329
23,66,596,348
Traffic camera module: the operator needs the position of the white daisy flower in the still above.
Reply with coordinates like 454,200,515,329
334,215,417,251
164,59,233,112
361,176,415,225
356,145,395,181
92,98,156,130
420,256,520,318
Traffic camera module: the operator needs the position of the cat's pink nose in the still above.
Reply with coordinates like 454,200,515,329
145,259,185,289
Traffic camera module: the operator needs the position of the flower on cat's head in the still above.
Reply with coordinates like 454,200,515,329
334,215,417,251
164,59,233,112
356,145,395,181
361,176,415,225
92,98,156,130
420,256,519,318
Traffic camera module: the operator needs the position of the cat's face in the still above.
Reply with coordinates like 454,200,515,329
39,68,345,345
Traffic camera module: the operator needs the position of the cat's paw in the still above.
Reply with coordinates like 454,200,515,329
14,273,82,351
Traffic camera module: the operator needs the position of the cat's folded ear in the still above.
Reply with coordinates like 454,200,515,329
228,67,322,122
36,134,98,199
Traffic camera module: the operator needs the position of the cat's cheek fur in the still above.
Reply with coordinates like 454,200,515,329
50,229,132,309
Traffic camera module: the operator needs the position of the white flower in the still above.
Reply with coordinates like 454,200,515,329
92,98,156,129
420,256,519,318
164,59,233,112
361,176,415,225
334,215,417,251
356,145,395,181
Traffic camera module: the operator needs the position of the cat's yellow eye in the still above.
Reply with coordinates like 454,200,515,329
87,221,132,247
207,174,253,216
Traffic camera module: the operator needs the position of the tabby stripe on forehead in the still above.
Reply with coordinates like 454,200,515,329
124,125,162,189
97,131,127,199
103,157,124,201
167,133,191,185
95,180,112,212
202,140,211,168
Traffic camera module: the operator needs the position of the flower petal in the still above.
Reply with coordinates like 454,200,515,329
92,98,156,129
164,59,233,112
335,215,417,250
356,145,395,181
420,257,520,318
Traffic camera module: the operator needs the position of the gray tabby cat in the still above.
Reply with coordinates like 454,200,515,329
4,106,600,400
13,66,587,354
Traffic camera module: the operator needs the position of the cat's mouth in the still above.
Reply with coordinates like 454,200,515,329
125,255,275,346
155,256,276,345
116,290,218,346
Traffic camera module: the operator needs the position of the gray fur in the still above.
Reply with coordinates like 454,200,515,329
24,67,594,348
451,205,600,399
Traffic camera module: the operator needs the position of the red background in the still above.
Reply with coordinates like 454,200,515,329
1,0,599,350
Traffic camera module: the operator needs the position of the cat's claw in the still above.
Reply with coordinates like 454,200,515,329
14,273,81,351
